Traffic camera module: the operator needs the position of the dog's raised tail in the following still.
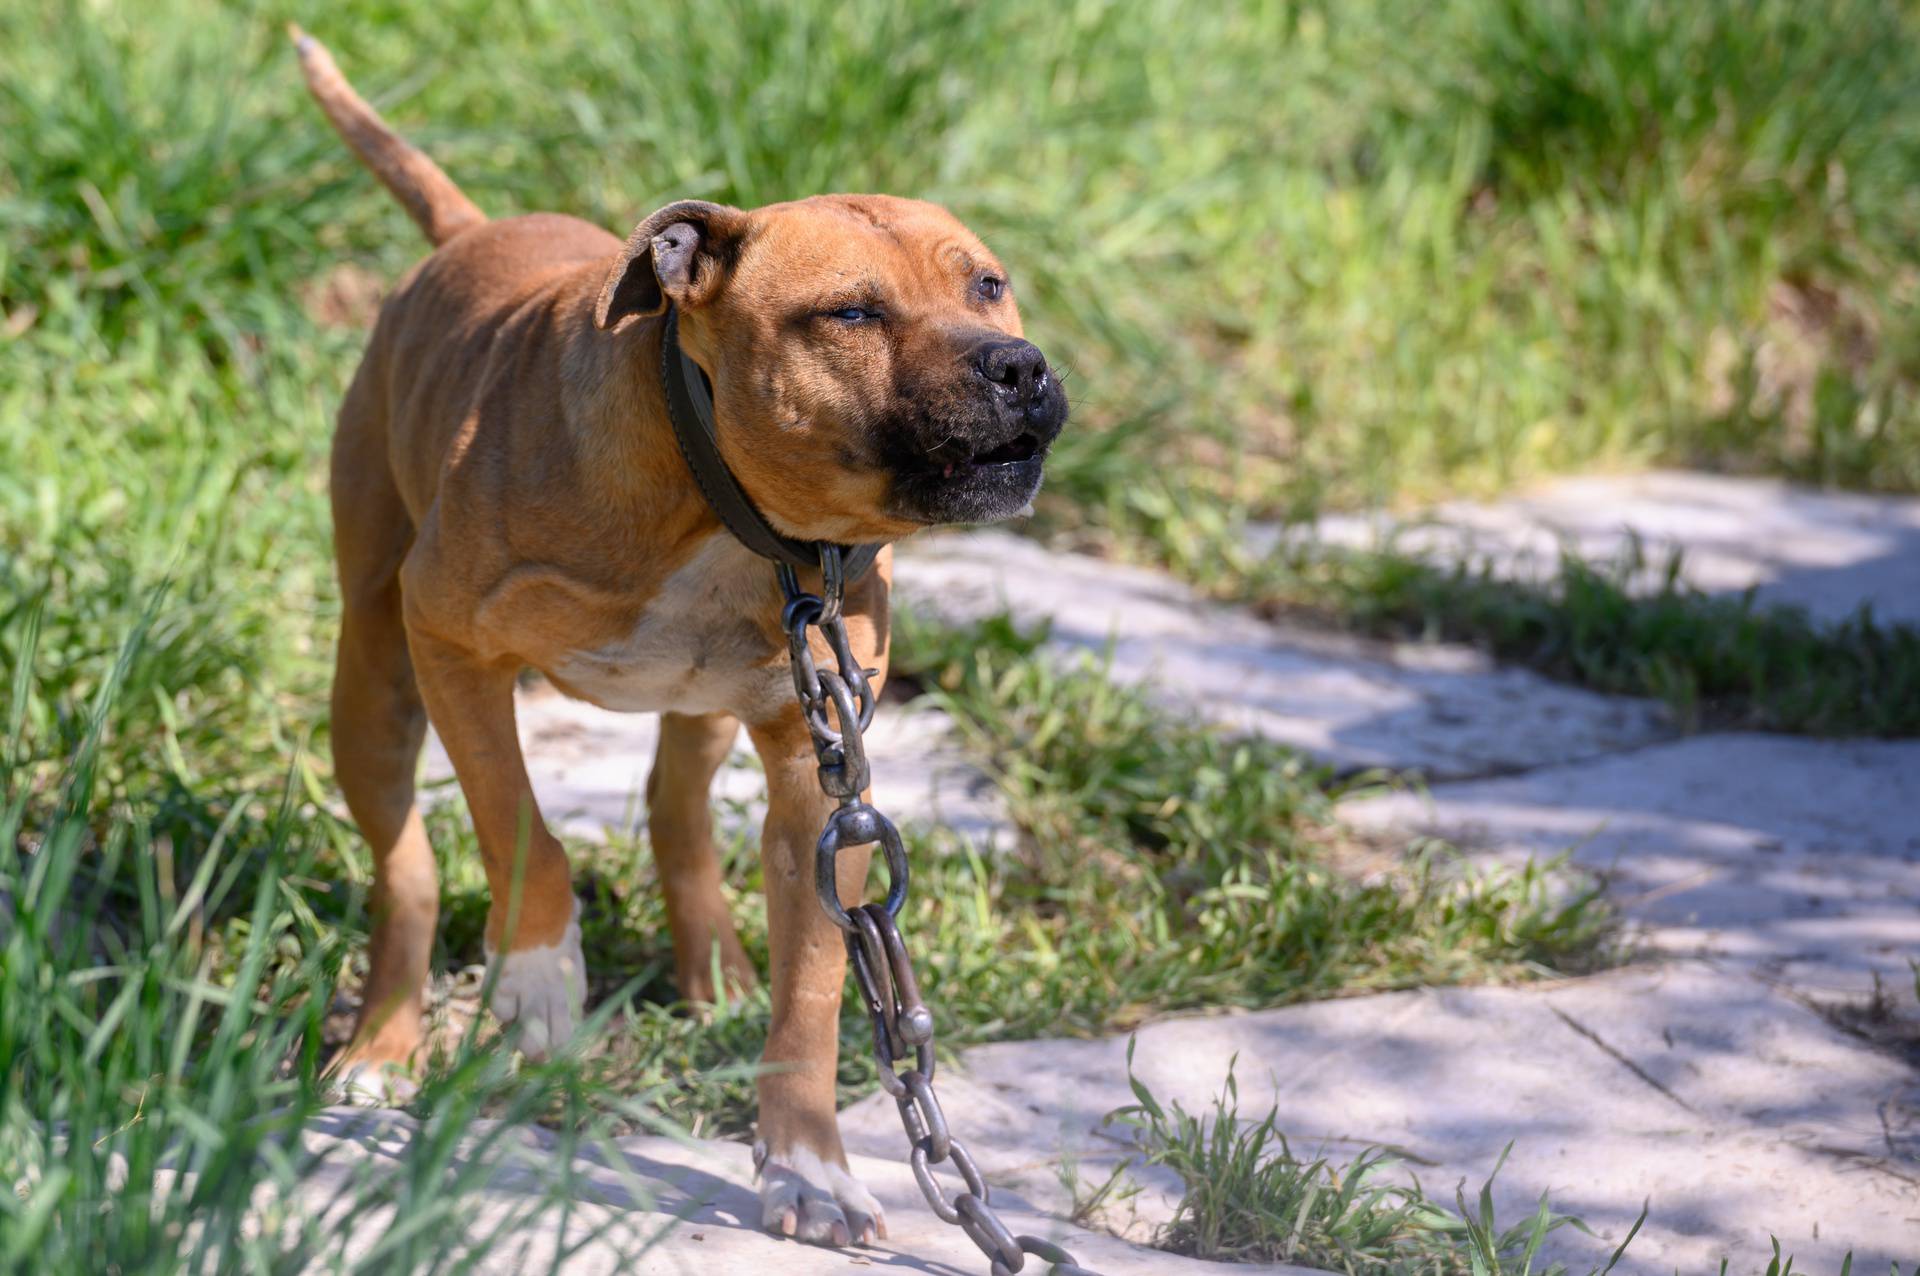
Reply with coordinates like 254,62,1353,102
289,25,484,247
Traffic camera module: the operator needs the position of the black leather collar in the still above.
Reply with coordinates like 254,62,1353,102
659,306,885,581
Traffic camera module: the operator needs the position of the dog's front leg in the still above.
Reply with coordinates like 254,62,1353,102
409,630,585,1059
747,712,886,1247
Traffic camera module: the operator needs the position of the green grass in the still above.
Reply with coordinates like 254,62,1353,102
0,596,1617,1266
1248,545,1920,737
1108,1056,1906,1276
0,612,673,1273
4,0,1917,750
890,611,1611,1021
1110,1050,1644,1275
7,0,1920,509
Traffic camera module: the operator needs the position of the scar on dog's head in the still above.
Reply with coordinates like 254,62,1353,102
597,195,1069,543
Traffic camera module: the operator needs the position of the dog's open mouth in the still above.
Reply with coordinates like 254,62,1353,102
940,430,1042,477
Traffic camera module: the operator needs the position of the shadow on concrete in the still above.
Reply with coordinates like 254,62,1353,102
297,1107,996,1275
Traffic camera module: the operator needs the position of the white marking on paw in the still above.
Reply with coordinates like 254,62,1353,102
483,897,586,1061
756,1141,886,1247
332,1061,419,1107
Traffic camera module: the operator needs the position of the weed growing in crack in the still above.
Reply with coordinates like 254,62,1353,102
1107,1042,1642,1275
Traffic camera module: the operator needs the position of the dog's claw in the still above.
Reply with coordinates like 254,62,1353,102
757,1143,885,1249
791,1196,851,1247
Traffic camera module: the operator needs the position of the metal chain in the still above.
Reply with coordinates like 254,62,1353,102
776,547,1100,1276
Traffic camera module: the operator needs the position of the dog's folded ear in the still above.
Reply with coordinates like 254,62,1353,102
594,200,750,329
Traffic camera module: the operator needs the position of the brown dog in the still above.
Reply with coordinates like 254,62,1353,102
294,30,1066,1248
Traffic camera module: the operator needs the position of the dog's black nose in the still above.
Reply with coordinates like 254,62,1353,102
972,338,1050,404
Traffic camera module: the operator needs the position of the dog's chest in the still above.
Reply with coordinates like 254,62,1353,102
544,537,788,719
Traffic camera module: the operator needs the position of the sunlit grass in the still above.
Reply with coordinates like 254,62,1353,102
1108,1051,1645,1275
0,610,669,1273
5,0,1919,510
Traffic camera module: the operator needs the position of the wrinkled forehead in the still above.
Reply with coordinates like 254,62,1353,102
734,195,1002,303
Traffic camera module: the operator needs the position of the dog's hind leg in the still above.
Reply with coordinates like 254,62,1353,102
647,711,756,1004
328,378,438,1101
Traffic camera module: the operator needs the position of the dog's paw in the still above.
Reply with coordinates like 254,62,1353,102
484,897,586,1061
755,1142,886,1247
330,1058,420,1107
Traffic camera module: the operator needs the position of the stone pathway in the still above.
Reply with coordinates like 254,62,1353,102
400,472,1918,1275
841,964,1917,1276
1342,734,1920,1000
1284,469,1920,627
894,531,1671,781
879,501,1919,1274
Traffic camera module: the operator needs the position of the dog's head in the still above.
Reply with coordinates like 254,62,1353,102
594,195,1068,544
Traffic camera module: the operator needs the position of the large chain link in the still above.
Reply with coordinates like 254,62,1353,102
777,547,1100,1276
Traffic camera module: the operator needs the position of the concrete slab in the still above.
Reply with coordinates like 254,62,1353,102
841,964,1920,1276
1340,734,1920,999
893,530,1671,780
1283,470,1920,627
295,1106,1312,1275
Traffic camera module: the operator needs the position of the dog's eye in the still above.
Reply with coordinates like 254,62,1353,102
829,306,876,323
974,275,1005,303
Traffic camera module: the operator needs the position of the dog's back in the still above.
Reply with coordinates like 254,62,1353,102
344,215,620,523
294,26,625,522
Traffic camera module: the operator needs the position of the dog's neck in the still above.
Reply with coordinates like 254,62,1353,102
556,278,724,552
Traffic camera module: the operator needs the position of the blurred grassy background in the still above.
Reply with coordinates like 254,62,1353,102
2,2,1917,1264
8,0,1920,775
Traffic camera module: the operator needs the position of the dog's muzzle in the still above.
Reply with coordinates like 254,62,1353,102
887,337,1068,526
